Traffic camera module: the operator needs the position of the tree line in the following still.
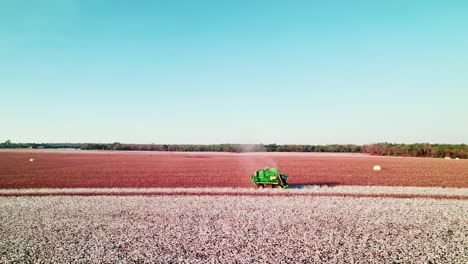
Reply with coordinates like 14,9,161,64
0,140,466,159
362,143,467,159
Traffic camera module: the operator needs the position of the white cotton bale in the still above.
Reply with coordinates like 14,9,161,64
455,157,460,160
444,157,451,160
373,165,381,171
29,158,35,162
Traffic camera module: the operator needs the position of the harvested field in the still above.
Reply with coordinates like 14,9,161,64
1,195,467,263
1,150,467,189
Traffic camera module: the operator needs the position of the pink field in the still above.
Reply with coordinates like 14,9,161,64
1,150,467,189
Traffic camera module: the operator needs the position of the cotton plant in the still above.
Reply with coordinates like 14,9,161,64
0,195,466,263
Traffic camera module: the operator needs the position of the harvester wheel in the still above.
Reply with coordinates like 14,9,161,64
276,185,283,189
256,184,264,190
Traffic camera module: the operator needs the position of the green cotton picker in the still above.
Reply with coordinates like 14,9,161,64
250,168,289,189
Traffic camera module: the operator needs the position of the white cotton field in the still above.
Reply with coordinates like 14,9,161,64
1,195,467,263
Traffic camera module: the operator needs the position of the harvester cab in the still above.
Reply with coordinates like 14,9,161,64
250,168,289,189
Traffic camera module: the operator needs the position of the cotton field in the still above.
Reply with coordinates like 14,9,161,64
1,195,467,263
1,150,467,263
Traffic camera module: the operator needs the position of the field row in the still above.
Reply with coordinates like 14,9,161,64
1,186,467,200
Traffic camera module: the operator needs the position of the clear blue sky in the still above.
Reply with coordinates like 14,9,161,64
1,0,467,144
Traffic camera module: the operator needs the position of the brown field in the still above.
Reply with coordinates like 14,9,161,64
1,150,467,189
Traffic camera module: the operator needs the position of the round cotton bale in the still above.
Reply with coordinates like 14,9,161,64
373,165,381,171
444,157,451,160
29,158,35,162
455,157,460,160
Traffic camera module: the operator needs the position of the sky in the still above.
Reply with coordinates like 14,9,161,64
1,0,467,144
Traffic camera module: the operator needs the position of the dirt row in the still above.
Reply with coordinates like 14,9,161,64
1,151,467,189
1,191,467,200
